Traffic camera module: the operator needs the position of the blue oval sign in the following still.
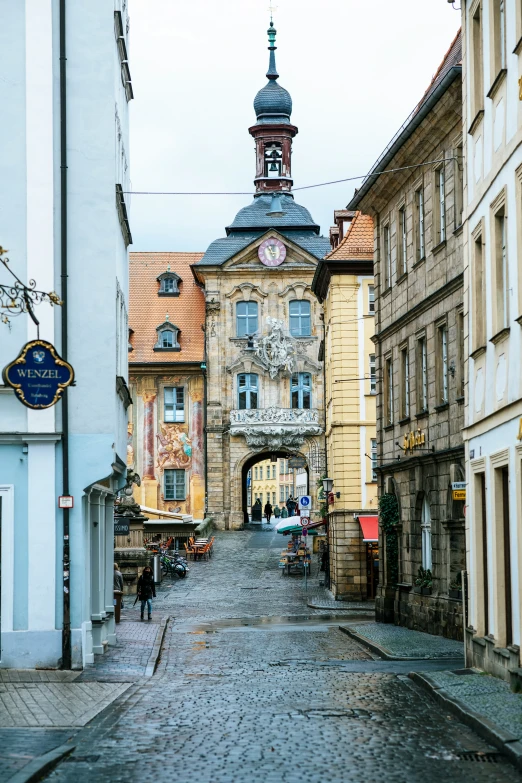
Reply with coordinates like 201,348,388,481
2,339,74,409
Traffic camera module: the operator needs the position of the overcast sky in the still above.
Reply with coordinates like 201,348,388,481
129,0,460,252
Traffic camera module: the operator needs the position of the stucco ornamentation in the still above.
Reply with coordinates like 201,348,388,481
254,317,296,378
230,407,322,449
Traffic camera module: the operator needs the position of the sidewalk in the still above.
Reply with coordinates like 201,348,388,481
410,669,522,771
339,622,464,660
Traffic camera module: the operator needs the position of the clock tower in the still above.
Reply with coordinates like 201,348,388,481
192,19,330,530
249,21,298,194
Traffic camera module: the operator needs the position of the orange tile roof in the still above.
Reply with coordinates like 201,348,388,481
129,252,205,364
324,212,373,261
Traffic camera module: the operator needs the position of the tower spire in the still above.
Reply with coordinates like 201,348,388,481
266,20,279,81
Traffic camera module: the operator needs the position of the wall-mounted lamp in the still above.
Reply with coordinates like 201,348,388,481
322,477,334,493
335,491,341,499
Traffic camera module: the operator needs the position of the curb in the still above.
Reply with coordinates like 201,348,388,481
409,671,522,771
8,742,76,783
145,615,169,677
338,625,464,662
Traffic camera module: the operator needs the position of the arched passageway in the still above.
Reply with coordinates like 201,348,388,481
240,450,309,526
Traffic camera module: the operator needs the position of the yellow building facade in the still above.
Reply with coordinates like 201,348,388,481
312,212,377,600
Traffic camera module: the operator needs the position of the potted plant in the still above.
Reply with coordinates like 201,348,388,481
414,567,432,595
449,573,462,600
421,569,433,595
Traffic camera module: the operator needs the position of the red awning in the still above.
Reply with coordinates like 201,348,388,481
358,515,378,542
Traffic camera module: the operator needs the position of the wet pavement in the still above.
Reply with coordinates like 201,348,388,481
42,527,520,782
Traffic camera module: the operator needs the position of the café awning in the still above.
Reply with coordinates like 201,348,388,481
357,515,378,542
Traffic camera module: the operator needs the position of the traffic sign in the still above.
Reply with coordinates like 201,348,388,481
451,482,466,490
300,509,310,518
302,528,308,536
299,517,310,526
299,495,312,510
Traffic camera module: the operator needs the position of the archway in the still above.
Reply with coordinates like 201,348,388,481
240,450,310,526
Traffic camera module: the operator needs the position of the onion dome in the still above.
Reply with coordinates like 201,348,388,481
253,22,292,124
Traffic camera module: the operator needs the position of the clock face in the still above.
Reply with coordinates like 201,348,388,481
258,237,287,267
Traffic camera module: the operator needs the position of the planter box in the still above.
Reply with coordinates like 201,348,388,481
449,589,462,600
413,586,422,594
421,587,432,596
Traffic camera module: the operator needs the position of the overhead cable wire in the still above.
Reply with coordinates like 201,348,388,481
123,157,459,196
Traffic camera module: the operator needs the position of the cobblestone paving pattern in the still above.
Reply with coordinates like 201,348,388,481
426,669,522,739
0,729,76,783
78,615,161,681
44,529,520,783
346,621,464,659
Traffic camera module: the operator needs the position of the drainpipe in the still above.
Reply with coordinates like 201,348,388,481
59,0,71,670
201,325,208,516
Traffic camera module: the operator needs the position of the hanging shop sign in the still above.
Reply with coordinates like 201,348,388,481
114,520,130,536
288,456,306,470
2,339,74,409
403,429,426,454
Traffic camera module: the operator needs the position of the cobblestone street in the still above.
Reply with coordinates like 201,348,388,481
29,529,522,782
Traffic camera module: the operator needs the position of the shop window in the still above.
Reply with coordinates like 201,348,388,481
289,300,311,337
164,469,185,500
164,387,184,422
236,301,258,337
291,372,311,409
238,373,259,410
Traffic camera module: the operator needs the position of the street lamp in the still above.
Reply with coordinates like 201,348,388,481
322,477,334,494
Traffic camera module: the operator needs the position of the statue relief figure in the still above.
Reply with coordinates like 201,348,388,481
156,424,192,469
127,421,134,467
254,317,296,379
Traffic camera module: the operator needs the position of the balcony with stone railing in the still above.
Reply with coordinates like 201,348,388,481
229,407,323,450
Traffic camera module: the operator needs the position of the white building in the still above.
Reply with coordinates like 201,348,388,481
0,0,132,668
462,0,522,684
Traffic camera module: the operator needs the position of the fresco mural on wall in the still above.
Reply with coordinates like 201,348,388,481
156,424,192,469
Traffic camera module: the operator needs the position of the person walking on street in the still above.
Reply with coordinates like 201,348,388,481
114,562,124,592
137,565,156,621
286,496,296,517
264,501,273,524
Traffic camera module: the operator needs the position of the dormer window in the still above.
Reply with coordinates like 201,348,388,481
154,321,180,352
157,269,181,297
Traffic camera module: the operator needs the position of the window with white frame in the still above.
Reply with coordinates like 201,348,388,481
280,460,284,475
272,465,276,479
491,0,506,75
421,497,432,570
164,469,185,500
236,301,258,337
259,466,263,480
291,372,312,409
279,485,285,502
398,206,407,277
493,204,508,333
435,166,446,244
417,336,428,412
371,439,377,482
238,373,258,409
383,224,391,288
164,387,184,422
368,285,375,313
254,466,258,480
400,347,410,419
437,324,449,404
384,356,393,426
415,187,425,261
272,492,276,505
154,322,180,352
289,300,311,337
369,354,376,394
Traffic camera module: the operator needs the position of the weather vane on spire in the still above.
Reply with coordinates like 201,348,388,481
268,2,278,23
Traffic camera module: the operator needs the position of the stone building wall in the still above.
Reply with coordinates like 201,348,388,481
350,51,466,638
199,241,326,530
